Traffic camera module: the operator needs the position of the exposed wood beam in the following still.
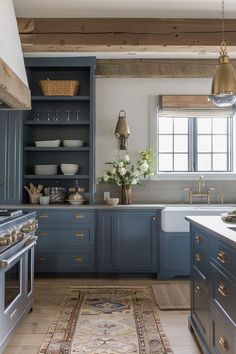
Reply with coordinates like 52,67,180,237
96,59,236,78
17,18,236,53
0,58,31,109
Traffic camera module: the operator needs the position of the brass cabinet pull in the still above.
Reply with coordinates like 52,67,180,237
74,232,84,238
39,213,48,219
39,257,47,262
195,285,201,294
75,214,84,219
218,283,227,297
75,256,84,262
195,235,202,243
38,232,48,237
152,216,156,221
217,251,227,264
195,253,201,262
218,336,229,351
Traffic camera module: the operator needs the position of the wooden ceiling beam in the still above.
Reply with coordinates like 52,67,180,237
17,18,236,53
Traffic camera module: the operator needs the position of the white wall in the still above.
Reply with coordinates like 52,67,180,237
0,0,28,86
96,77,212,177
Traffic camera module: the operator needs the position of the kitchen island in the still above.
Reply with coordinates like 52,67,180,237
186,215,236,354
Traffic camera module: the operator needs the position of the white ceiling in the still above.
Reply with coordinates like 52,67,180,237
13,0,236,18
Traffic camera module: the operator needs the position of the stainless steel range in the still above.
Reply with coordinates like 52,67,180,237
0,211,37,353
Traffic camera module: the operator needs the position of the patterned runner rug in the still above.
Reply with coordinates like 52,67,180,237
39,286,173,354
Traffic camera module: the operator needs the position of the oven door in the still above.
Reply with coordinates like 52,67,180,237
0,237,37,350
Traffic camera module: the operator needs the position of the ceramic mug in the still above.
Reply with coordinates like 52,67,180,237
39,196,50,205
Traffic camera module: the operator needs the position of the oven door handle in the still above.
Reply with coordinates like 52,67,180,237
0,236,37,269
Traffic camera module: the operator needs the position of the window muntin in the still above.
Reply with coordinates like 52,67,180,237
157,116,232,173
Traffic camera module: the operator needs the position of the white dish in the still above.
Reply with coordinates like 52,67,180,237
106,198,119,206
66,199,86,205
63,140,84,148
34,164,57,175
35,140,60,147
60,164,79,175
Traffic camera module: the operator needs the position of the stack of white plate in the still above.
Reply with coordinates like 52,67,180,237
35,140,60,147
63,140,83,147
34,165,57,175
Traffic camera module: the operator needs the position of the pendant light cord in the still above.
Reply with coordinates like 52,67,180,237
220,0,227,55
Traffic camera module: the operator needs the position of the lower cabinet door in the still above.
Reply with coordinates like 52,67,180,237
35,250,94,273
210,305,236,354
192,271,210,347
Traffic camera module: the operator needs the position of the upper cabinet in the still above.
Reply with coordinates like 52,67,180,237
22,57,96,204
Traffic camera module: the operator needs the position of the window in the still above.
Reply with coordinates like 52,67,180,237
157,116,232,173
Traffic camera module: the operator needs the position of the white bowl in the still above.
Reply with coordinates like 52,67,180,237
66,199,86,205
34,164,57,175
63,140,84,148
106,198,119,206
35,140,60,147
60,164,79,175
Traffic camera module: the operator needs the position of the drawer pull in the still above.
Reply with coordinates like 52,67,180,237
218,336,229,351
218,283,227,297
195,253,201,262
195,235,201,243
75,214,84,219
38,257,47,262
39,213,48,219
75,256,84,262
217,251,227,264
195,285,201,294
74,232,84,238
38,232,48,237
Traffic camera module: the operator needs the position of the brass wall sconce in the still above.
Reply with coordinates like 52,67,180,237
114,110,130,150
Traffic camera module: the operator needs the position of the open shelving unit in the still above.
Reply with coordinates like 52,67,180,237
22,57,96,204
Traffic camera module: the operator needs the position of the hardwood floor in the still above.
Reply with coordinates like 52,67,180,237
4,277,202,354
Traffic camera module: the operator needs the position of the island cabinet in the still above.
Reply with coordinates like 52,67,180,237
96,210,159,273
188,220,236,354
34,209,96,274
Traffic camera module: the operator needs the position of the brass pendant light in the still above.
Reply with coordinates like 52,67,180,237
209,0,236,107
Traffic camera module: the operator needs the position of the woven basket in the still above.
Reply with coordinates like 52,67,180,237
39,80,79,96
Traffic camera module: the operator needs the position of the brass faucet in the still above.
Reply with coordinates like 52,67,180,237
184,176,215,204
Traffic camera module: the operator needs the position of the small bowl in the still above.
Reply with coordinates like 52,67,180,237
63,140,84,148
106,198,119,206
34,164,57,175
60,164,79,175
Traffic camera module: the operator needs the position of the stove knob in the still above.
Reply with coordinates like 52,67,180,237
21,224,32,233
32,220,38,231
16,231,25,241
10,230,18,243
0,237,8,246
2,234,13,245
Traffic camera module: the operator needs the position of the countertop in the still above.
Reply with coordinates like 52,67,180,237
0,204,165,210
185,215,236,247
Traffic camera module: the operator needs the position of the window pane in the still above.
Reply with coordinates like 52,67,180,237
159,154,173,171
213,154,227,170
198,135,211,152
174,154,188,171
213,135,227,152
213,119,227,134
159,135,173,152
159,117,173,134
174,118,188,134
174,135,188,152
197,154,211,171
197,118,211,134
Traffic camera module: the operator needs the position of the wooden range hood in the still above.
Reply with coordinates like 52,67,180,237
0,0,30,110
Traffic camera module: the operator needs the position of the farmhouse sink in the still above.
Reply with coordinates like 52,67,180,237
161,204,236,232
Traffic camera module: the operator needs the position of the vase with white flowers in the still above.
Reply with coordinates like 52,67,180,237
97,148,155,204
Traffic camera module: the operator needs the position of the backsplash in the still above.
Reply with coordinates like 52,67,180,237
96,180,236,204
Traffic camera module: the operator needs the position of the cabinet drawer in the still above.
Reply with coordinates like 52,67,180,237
210,239,236,279
35,250,94,272
211,305,236,354
36,224,94,249
36,210,95,224
211,263,236,324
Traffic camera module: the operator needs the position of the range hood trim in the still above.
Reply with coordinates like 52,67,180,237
0,58,31,110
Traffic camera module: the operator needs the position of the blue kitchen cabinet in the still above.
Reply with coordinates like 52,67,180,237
158,231,190,280
0,111,23,204
97,210,158,273
188,222,236,354
34,209,96,273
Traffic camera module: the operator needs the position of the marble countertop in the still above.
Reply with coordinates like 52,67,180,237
185,215,236,247
0,204,165,210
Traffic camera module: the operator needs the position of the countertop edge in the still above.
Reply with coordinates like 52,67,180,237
0,204,165,210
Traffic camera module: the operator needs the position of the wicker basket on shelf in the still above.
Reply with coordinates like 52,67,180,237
39,79,79,96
